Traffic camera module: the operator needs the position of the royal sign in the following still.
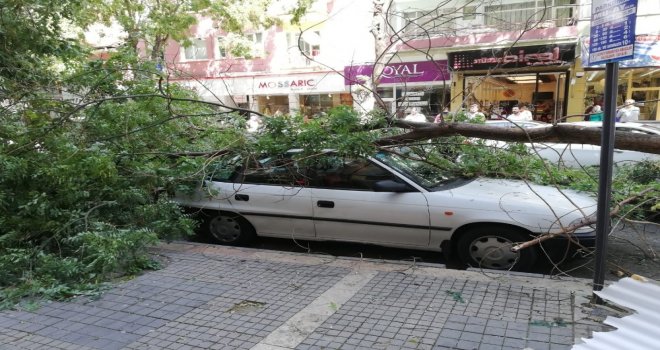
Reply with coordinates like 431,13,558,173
448,44,576,71
344,60,449,85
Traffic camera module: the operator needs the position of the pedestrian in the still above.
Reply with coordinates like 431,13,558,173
589,105,603,121
466,103,485,121
434,107,449,123
519,105,533,121
246,114,263,132
616,99,640,122
583,100,594,121
404,108,427,123
508,106,524,121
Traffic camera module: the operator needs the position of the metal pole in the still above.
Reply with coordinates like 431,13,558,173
592,62,618,304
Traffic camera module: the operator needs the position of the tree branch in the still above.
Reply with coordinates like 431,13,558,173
511,188,656,252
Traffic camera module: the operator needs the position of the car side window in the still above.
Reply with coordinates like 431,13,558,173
239,158,306,186
308,156,400,191
207,157,242,182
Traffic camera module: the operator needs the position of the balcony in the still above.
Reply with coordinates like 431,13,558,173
396,1,577,39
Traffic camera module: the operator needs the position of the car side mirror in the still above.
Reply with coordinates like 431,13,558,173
372,180,414,193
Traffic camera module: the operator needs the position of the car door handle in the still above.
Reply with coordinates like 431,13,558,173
234,194,249,201
317,200,335,208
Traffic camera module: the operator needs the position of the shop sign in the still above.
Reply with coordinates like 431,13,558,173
397,89,431,108
344,60,449,85
448,44,576,71
252,73,346,95
179,72,346,97
401,101,429,107
257,79,316,89
588,0,637,65
582,34,660,67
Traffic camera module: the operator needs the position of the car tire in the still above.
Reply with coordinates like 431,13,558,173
202,211,256,246
456,226,537,272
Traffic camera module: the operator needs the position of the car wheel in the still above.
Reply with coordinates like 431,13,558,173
456,226,537,271
202,211,256,246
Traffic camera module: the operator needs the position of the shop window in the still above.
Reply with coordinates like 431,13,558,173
182,38,208,60
301,94,334,116
259,95,289,116
586,68,660,121
464,73,565,122
395,87,449,118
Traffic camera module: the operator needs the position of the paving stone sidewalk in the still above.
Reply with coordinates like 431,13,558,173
0,242,608,350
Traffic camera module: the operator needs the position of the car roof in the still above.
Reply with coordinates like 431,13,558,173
485,120,549,128
560,121,660,135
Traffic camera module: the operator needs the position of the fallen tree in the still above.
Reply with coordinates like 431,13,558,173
377,120,660,155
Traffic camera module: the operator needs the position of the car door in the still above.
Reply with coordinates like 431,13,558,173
309,156,431,248
206,157,315,238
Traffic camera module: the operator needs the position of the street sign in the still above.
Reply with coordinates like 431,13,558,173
589,0,638,65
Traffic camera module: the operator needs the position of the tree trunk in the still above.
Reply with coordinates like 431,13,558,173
375,122,660,155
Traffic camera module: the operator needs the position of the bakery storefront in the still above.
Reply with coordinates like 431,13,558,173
344,60,451,116
448,44,576,122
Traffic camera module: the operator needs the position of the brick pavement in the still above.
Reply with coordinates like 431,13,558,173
0,242,608,350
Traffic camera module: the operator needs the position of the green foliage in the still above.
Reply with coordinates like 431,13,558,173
0,53,224,308
82,0,283,58
254,105,378,162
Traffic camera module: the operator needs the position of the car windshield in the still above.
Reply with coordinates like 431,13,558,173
373,151,457,190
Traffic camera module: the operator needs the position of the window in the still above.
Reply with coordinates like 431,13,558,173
484,0,575,31
301,94,333,115
463,6,477,20
287,31,321,57
308,156,399,191
207,156,242,182
182,38,208,60
240,157,304,186
247,32,264,57
374,151,455,190
403,8,456,37
216,37,227,59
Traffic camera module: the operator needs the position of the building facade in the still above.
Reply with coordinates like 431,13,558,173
163,0,376,117
164,0,660,122
389,0,660,121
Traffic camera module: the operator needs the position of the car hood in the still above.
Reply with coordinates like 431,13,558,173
459,178,594,208
430,178,597,232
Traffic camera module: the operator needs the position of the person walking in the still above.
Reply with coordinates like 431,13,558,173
616,99,640,122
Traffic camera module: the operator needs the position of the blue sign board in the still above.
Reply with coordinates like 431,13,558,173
588,0,638,65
